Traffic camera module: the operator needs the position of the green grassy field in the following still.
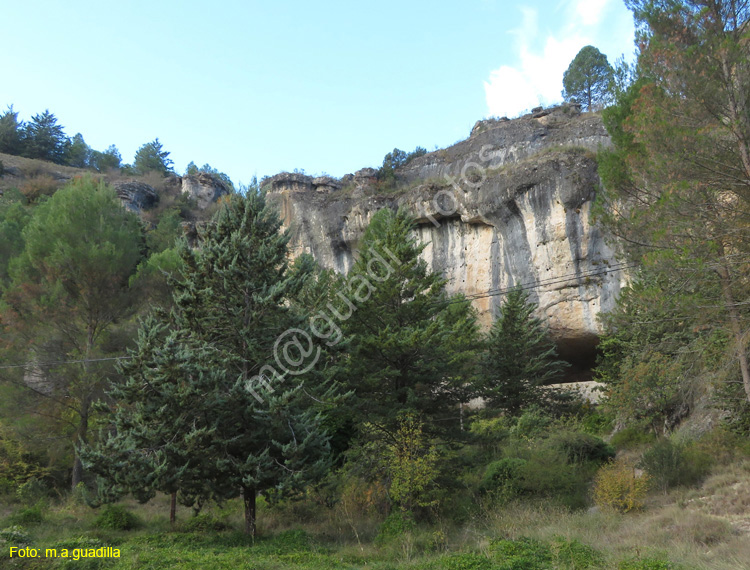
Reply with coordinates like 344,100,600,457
3,460,750,570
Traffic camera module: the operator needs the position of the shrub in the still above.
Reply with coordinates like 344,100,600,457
0,525,31,545
547,431,615,464
593,458,650,512
490,537,553,569
480,458,527,495
438,552,495,570
510,409,553,440
92,504,142,531
550,537,604,569
180,513,227,532
7,504,43,526
19,174,60,202
610,427,656,450
376,511,416,544
639,440,712,493
0,159,4,176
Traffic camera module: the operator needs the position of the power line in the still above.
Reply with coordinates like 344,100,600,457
0,263,638,370
0,356,135,371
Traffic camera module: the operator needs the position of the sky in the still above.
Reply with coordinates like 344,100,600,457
1,0,635,187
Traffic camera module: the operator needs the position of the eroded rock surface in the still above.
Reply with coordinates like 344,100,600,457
264,104,623,369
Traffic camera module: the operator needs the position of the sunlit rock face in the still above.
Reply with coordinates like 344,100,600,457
264,104,624,373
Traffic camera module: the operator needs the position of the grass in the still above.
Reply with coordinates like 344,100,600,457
2,459,750,570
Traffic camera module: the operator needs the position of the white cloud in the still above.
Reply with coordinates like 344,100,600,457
483,0,629,118
575,0,609,26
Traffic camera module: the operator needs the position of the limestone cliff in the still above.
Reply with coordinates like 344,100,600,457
264,104,624,370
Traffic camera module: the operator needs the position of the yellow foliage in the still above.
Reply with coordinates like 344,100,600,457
593,457,650,512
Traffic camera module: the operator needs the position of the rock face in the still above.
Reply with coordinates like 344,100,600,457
181,172,231,209
113,180,159,212
264,104,623,369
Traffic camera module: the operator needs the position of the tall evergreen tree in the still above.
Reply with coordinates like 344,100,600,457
478,287,568,415
562,45,614,111
339,208,480,437
167,192,335,535
133,138,174,176
0,106,24,155
22,110,68,163
82,316,232,524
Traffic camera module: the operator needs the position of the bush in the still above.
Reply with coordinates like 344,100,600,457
550,537,604,569
376,510,416,544
19,174,60,202
547,431,615,464
480,458,527,495
92,504,142,531
593,458,650,512
0,159,5,176
610,427,656,450
7,504,44,526
639,440,711,493
179,513,227,532
510,409,553,440
490,537,553,569
0,525,31,545
438,552,495,570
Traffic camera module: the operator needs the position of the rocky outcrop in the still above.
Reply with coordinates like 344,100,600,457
264,104,623,369
113,180,159,212
181,172,231,209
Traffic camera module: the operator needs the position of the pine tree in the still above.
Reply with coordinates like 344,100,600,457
339,208,480,437
597,0,750,405
81,316,233,525
22,110,68,163
479,287,568,415
562,46,614,111
168,191,335,535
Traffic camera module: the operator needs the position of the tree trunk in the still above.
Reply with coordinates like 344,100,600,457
71,404,89,490
243,486,257,537
170,491,177,526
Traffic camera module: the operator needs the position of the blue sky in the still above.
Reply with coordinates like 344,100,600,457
1,0,634,187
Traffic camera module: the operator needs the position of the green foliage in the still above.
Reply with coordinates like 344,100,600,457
89,144,121,172
478,287,568,416
480,457,527,496
490,537,553,570
376,510,416,544
93,504,142,530
0,525,32,545
0,105,24,155
340,207,480,436
0,197,30,287
378,146,428,189
550,537,604,569
546,431,614,464
385,413,441,512
65,133,91,168
22,109,68,163
639,440,712,493
437,552,495,570
562,45,614,111
609,427,656,450
179,514,227,533
6,504,44,526
133,138,174,176
0,423,46,496
2,176,144,488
